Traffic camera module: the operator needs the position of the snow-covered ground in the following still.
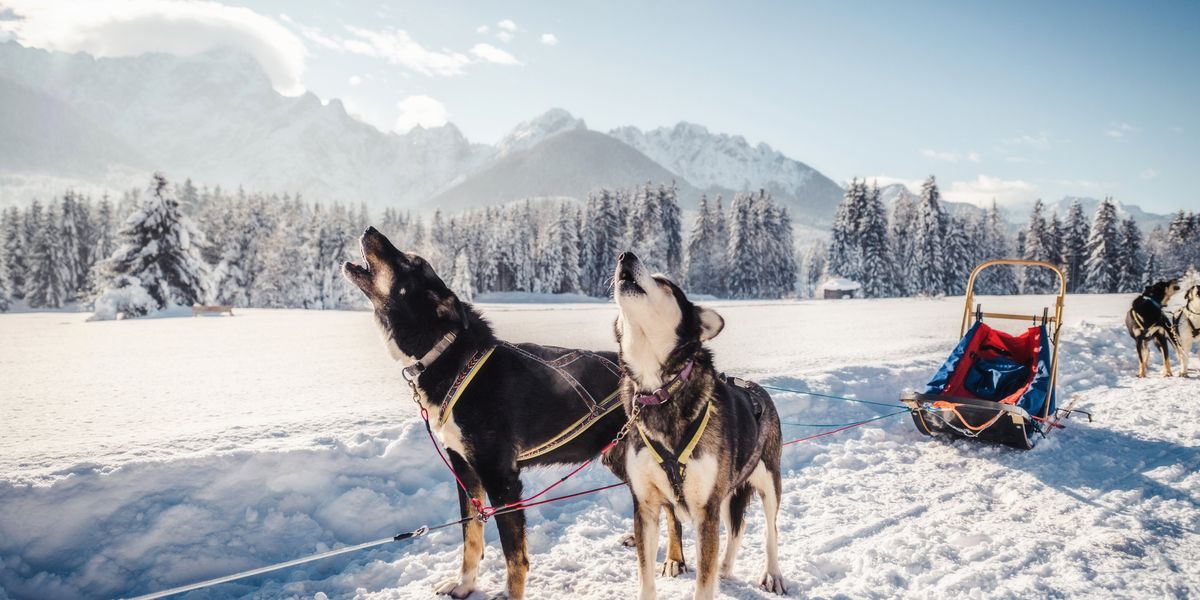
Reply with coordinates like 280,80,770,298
1,294,1197,599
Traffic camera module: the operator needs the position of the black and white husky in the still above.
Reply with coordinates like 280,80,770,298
1175,285,1200,377
344,229,685,600
612,252,785,600
1125,279,1182,377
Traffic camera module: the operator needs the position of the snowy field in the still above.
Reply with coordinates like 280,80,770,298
1,294,1198,599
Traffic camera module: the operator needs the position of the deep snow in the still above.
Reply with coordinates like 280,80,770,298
0,294,1197,599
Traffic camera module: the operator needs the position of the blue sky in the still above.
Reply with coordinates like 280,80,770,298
2,0,1196,212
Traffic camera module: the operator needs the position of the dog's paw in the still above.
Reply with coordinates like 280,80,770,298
760,572,787,595
660,559,689,577
618,532,636,548
433,578,475,599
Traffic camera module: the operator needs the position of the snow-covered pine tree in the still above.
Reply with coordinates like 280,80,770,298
178,178,200,216
858,182,894,297
1047,213,1064,273
1020,200,1055,293
943,216,974,296
726,193,759,299
94,195,116,268
1061,200,1090,292
710,196,729,297
92,173,209,318
1,207,26,301
659,184,684,280
802,240,827,299
27,202,69,309
59,193,83,296
1117,217,1146,293
535,206,565,294
0,262,8,312
888,189,917,296
768,199,797,298
557,203,581,294
827,178,865,283
977,201,1018,295
1083,197,1122,293
451,248,476,302
685,195,720,295
1165,211,1199,275
912,176,949,295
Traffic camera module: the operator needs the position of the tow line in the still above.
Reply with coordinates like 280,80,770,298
129,387,907,599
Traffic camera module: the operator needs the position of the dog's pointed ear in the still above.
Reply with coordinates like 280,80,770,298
697,306,724,342
434,291,470,329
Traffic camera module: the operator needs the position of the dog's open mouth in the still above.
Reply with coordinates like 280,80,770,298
617,267,644,295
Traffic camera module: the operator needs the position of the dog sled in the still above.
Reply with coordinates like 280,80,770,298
903,260,1065,449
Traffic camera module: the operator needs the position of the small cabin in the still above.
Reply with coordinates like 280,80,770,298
820,277,862,299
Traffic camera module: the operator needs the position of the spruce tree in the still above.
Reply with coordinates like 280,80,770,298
828,179,865,282
1021,200,1055,293
726,193,758,299
981,202,1018,294
451,248,476,301
684,195,718,294
1084,197,1122,293
912,176,949,295
93,173,209,316
802,240,828,298
710,196,729,297
1,207,26,301
557,204,581,294
1117,217,1146,293
27,203,69,308
1061,200,1090,292
888,190,917,296
859,182,895,297
659,184,684,280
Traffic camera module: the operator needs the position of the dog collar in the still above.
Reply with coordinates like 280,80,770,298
635,359,695,406
402,332,457,382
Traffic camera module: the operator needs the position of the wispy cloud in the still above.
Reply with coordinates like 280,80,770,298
285,18,521,76
497,19,517,32
470,43,521,66
348,74,362,86
1105,121,1141,139
945,175,1034,206
540,33,558,46
1000,132,1054,149
2,0,307,95
1139,168,1158,180
1053,179,1112,191
921,149,980,163
475,24,489,34
394,94,448,133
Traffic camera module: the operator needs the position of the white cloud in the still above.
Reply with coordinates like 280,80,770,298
393,95,448,133
1139,168,1158,180
497,19,517,31
341,25,470,76
540,33,558,46
944,175,1035,207
866,176,924,192
1001,132,1053,149
348,74,362,86
1,0,307,95
921,149,961,163
470,43,521,66
475,24,489,34
496,30,514,43
1105,121,1141,138
1053,179,1110,191
967,151,981,163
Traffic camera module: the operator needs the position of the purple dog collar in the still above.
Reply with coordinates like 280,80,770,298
635,359,695,406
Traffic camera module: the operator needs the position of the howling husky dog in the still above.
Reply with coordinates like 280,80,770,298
1125,279,1182,377
344,229,685,600
1175,285,1200,377
612,252,785,600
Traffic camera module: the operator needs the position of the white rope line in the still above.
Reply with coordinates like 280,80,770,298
126,526,428,600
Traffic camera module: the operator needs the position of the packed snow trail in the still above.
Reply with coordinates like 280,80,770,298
1,295,1198,599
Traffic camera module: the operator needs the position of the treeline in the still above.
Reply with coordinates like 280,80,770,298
0,174,798,315
812,175,1199,298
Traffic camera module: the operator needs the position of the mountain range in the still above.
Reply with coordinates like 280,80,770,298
0,42,843,221
0,41,1176,231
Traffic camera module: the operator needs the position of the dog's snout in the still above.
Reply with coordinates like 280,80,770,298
619,252,638,264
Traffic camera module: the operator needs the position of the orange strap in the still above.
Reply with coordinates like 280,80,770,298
931,400,1004,432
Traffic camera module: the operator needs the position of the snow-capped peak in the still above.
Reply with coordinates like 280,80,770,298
497,108,587,156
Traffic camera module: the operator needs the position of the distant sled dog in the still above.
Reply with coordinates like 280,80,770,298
611,251,785,600
343,228,685,600
1175,284,1200,377
1125,278,1182,377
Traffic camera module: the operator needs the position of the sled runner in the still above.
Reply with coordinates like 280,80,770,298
903,260,1065,449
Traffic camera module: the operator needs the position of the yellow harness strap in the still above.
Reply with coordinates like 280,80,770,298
517,390,623,462
437,346,496,427
637,401,715,469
